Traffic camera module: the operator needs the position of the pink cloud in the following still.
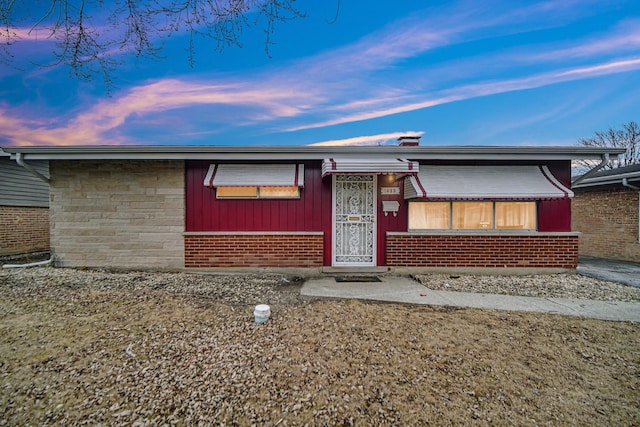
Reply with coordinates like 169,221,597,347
1,26,56,42
288,57,640,132
0,78,321,146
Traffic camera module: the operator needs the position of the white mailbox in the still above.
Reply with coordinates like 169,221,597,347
382,200,400,216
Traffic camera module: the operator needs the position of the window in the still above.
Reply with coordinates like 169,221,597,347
452,202,493,229
205,164,304,199
258,186,300,198
495,202,536,229
409,201,537,230
216,186,300,199
216,187,258,198
408,202,449,229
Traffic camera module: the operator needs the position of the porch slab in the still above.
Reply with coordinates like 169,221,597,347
321,267,390,274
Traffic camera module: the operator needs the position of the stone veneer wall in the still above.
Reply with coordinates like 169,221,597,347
386,233,579,268
0,206,50,256
49,160,184,268
572,188,639,262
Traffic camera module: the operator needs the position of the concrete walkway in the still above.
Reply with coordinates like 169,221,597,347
578,256,640,288
301,276,640,322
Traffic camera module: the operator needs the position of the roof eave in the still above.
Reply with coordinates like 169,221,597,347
572,171,640,189
1,145,626,161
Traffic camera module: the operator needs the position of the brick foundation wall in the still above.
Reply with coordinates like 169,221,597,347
572,188,639,262
185,233,324,268
0,206,50,255
50,160,185,269
386,233,579,268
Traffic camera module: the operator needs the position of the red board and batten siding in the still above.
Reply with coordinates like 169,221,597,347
376,174,408,265
536,162,572,232
186,161,329,232
185,160,332,267
185,159,574,268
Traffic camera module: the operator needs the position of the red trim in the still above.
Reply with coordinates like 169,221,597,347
208,164,218,188
539,165,568,198
330,158,337,171
294,164,299,187
413,175,427,198
398,159,414,170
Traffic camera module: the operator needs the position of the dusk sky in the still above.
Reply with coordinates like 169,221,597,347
1,0,639,147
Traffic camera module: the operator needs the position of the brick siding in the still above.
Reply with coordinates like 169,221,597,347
49,160,185,268
386,233,579,268
185,233,324,267
572,188,639,262
0,206,50,255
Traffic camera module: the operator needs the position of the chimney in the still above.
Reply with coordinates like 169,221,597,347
398,136,421,146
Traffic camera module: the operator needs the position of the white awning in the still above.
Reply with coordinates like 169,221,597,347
322,158,418,177
404,165,573,200
204,164,304,187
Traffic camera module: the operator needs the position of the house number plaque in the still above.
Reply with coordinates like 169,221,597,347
380,187,400,195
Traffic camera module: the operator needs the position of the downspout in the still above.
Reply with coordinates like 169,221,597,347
7,152,53,267
3,258,52,268
13,152,50,183
622,178,640,243
572,153,609,186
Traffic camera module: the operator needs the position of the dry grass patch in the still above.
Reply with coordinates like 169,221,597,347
0,270,639,426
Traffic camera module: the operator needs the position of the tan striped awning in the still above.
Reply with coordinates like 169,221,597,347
204,164,304,187
404,165,573,200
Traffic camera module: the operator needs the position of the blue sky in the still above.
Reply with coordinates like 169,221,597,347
1,0,639,147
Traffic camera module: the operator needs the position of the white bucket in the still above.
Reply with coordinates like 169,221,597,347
254,304,271,323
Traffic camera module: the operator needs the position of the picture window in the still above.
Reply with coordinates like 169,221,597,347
409,201,536,230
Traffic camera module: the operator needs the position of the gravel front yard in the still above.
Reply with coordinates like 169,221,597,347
414,273,640,302
1,267,639,425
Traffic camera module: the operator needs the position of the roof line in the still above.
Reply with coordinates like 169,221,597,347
573,170,640,188
1,145,626,161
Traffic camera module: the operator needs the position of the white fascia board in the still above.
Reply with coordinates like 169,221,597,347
1,145,626,161
573,171,640,188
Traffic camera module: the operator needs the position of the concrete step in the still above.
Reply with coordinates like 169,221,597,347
321,266,391,275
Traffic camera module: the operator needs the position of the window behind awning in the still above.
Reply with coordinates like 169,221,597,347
203,164,305,188
322,158,418,177
404,165,573,200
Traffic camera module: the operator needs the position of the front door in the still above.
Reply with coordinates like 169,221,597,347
332,174,377,266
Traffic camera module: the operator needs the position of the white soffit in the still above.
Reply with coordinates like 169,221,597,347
404,165,573,199
322,158,418,177
204,164,304,187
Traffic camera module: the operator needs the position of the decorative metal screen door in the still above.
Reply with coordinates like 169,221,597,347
332,174,377,266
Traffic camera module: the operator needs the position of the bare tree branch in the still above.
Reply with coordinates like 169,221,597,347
0,0,305,89
576,120,640,171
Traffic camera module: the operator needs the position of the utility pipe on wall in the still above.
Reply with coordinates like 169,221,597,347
3,258,52,268
13,152,50,183
621,178,640,244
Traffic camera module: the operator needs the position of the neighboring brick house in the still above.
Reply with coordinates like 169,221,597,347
572,164,640,263
1,141,624,272
0,151,50,258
